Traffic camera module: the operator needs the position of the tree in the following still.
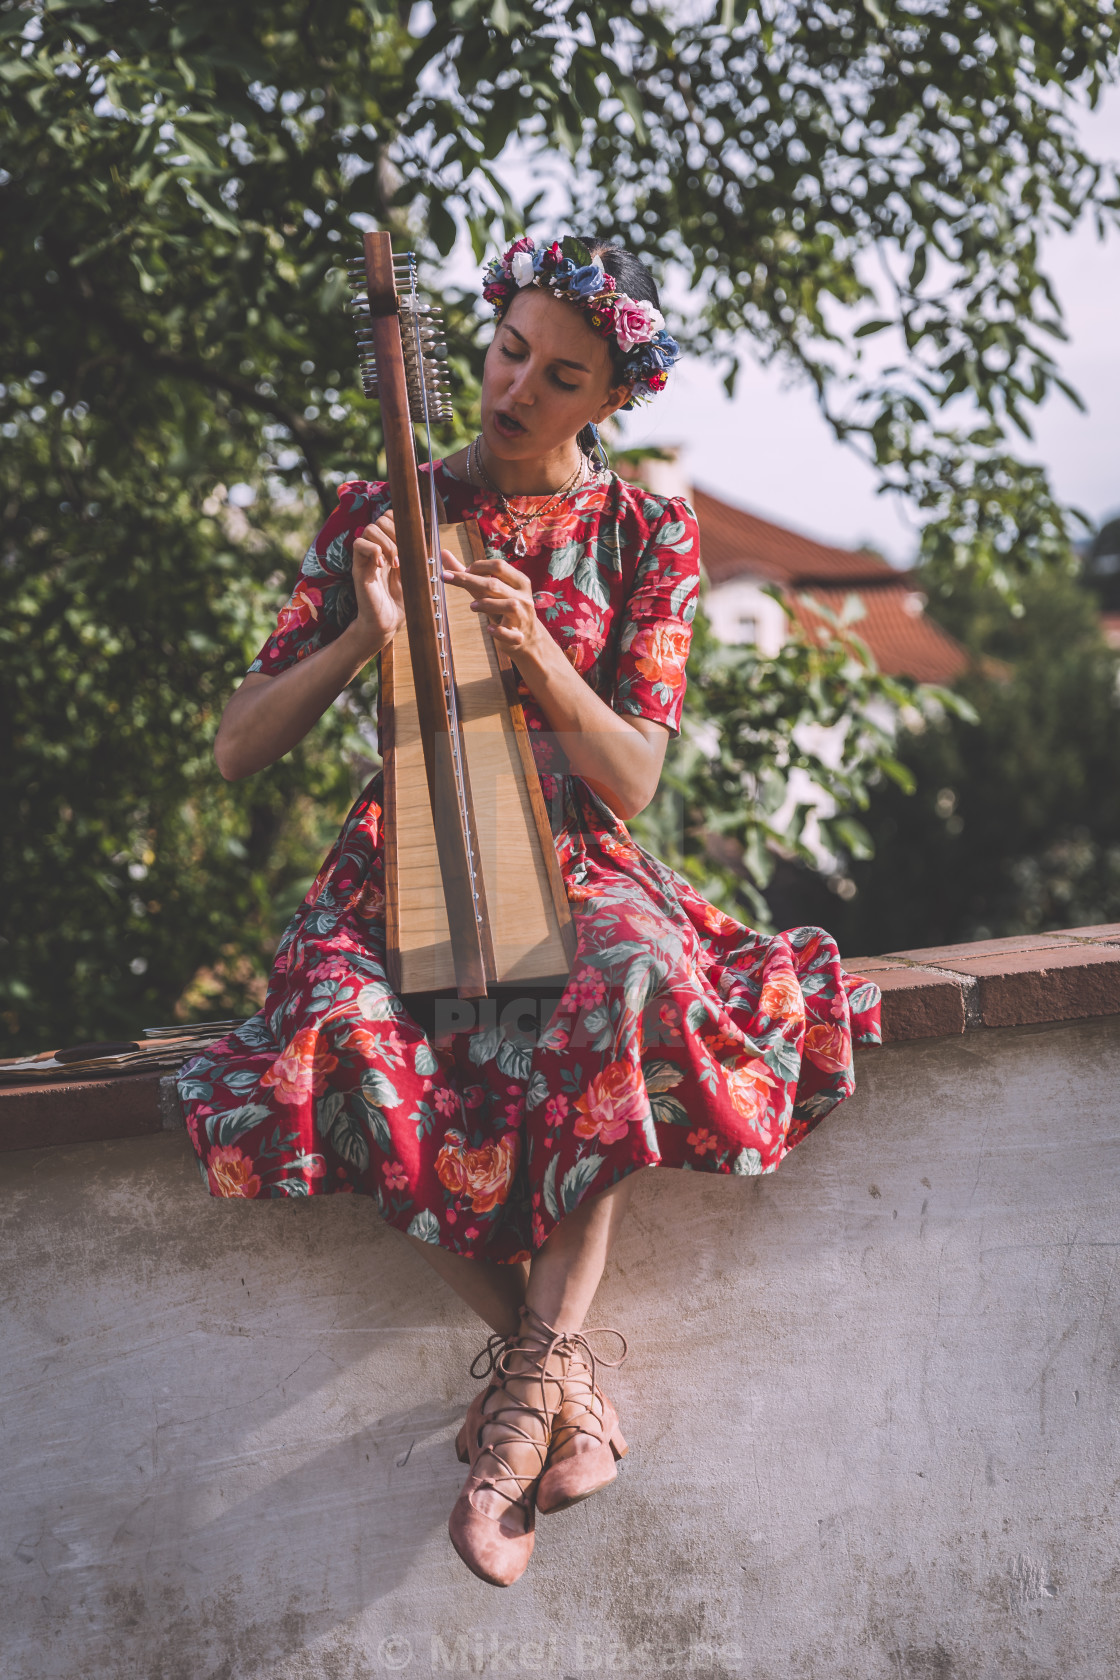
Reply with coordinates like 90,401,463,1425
787,564,1120,951
2,0,1117,1048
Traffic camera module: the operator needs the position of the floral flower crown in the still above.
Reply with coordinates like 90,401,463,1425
482,235,680,409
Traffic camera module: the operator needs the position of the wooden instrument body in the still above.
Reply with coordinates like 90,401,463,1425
357,230,575,998
382,519,575,994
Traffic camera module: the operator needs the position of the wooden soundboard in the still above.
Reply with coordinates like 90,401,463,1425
381,519,576,995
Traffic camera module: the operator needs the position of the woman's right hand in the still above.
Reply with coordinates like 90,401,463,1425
351,512,406,648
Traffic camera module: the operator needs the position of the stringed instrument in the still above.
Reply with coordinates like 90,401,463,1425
347,232,575,1000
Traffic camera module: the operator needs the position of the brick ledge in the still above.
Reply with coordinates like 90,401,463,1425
2,923,1119,1152
845,922,1120,1042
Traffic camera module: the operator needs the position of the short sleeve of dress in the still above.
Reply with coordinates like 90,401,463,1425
247,480,390,675
612,496,701,735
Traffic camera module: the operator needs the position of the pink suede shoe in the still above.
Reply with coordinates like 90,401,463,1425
448,1311,565,1587
535,1329,628,1514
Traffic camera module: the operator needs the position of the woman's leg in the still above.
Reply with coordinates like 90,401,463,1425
405,1236,528,1339
525,1170,638,1330
467,1173,641,1487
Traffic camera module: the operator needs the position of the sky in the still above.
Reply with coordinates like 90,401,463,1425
615,89,1120,563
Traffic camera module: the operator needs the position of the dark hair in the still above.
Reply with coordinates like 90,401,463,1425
572,236,660,463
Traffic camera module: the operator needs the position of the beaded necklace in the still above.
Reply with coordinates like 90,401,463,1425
468,436,586,559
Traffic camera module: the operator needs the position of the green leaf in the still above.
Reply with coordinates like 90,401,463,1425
428,198,457,257
210,1102,270,1145
560,1153,605,1212
358,1099,393,1158
407,1208,441,1244
642,1058,684,1093
542,1154,561,1221
496,1034,532,1082
361,1067,401,1109
561,235,593,267
846,982,880,1014
526,1070,550,1110
649,1092,690,1127
762,1035,801,1083
414,1040,439,1077
327,1100,372,1170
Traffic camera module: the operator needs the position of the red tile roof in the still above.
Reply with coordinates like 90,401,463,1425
788,587,968,685
691,487,897,587
690,484,968,685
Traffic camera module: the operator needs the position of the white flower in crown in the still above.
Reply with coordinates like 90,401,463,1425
613,298,666,352
510,250,536,287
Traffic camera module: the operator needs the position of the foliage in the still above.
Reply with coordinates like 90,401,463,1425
0,428,372,1047
801,565,1120,950
1084,515,1120,613
630,595,972,926
1,0,1117,1047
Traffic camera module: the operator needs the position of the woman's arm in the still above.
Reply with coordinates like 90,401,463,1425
444,553,669,820
214,514,406,781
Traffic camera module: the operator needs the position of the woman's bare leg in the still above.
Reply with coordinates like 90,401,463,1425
405,1167,639,1338
405,1235,527,1338
526,1170,638,1330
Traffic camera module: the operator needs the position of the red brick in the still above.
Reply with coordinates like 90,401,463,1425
843,961,967,1042
0,1073,163,1154
1045,923,1120,944
923,945,1120,1029
884,933,1073,963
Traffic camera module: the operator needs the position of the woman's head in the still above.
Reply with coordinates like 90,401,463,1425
479,235,679,468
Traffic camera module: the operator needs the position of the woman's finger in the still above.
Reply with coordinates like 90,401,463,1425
355,524,398,569
466,555,528,587
443,567,516,600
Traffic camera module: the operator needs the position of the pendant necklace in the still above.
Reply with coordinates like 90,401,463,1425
468,436,586,559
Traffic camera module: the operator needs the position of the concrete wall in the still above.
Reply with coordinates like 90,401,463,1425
3,1016,1118,1680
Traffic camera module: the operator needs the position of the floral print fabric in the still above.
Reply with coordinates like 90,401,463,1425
179,465,881,1260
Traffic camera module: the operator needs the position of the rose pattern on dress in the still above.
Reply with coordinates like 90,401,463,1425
179,463,881,1257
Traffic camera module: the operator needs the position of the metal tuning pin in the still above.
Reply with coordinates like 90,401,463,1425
401,300,454,426
347,249,452,422
346,259,379,397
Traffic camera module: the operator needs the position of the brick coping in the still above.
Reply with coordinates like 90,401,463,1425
847,922,1120,1042
2,924,1119,1153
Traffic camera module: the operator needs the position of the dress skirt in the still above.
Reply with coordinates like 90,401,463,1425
178,769,881,1262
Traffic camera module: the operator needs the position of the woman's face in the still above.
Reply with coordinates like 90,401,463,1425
480,286,631,463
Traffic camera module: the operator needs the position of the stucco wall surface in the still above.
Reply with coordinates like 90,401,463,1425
2,1017,1118,1680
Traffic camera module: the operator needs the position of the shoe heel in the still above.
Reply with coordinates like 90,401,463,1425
610,1425,628,1461
455,1423,470,1465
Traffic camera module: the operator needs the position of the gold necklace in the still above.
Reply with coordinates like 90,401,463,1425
469,437,585,559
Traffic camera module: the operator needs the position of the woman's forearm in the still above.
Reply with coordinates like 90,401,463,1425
510,629,667,819
215,622,385,780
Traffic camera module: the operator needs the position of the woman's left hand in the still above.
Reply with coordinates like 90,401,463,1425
443,550,544,656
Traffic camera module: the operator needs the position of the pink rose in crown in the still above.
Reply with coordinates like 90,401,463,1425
613,298,666,352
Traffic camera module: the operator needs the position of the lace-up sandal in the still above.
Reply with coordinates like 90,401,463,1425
455,1331,513,1468
535,1327,629,1515
447,1308,570,1586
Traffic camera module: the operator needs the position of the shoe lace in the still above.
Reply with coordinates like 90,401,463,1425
464,1306,625,1513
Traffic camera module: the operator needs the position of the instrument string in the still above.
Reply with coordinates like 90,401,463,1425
403,260,485,935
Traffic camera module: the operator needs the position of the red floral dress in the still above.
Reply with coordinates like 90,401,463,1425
178,463,880,1261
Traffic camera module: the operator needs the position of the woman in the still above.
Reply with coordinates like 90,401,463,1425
178,235,881,1587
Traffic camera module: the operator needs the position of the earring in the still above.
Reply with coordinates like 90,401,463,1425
584,422,609,472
